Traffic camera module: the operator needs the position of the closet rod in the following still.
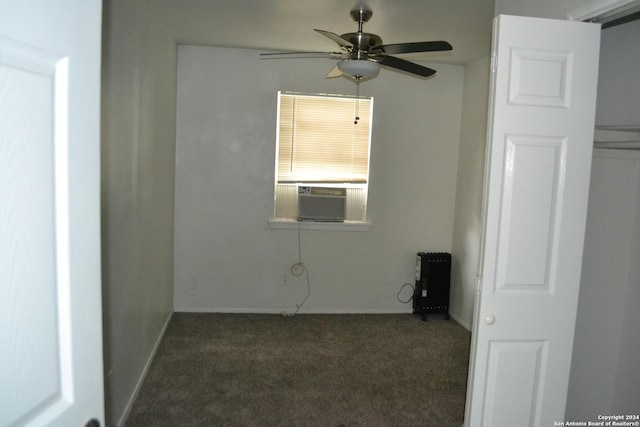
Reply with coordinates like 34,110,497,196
594,141,640,150
594,126,640,149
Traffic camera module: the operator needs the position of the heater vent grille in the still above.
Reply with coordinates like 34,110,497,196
274,184,366,222
297,186,346,222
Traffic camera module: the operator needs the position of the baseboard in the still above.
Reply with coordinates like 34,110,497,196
449,311,472,331
111,307,468,426
174,307,474,331
115,311,173,427
174,307,414,314
173,307,480,325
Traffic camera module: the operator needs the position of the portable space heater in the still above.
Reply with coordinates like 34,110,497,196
413,252,451,321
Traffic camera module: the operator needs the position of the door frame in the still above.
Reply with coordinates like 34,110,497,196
567,0,640,23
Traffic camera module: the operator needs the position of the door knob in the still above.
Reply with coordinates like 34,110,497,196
484,314,496,325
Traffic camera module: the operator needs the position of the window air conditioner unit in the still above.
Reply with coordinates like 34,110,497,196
297,186,346,222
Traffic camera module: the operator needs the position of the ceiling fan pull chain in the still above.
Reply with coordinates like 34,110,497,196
354,78,361,124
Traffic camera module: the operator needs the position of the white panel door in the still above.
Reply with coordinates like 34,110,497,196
0,1,104,427
465,15,600,427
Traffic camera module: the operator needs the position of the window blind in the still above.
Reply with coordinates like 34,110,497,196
277,92,372,183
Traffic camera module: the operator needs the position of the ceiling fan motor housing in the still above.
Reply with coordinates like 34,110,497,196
350,8,373,24
345,8,379,59
341,32,382,59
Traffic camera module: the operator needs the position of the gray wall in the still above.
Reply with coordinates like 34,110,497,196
594,18,640,127
567,149,640,418
173,45,465,313
101,0,176,424
449,56,491,329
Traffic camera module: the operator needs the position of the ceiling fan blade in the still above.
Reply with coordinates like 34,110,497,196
325,65,343,78
374,41,452,55
375,55,436,77
314,29,354,48
260,51,344,59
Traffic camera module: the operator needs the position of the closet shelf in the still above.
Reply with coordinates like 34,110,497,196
594,125,640,149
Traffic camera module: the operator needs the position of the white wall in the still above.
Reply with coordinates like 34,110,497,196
101,0,176,424
449,56,491,330
173,45,464,313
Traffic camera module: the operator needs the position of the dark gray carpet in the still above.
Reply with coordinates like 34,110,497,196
125,313,471,426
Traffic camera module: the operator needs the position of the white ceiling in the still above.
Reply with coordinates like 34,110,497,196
159,0,496,65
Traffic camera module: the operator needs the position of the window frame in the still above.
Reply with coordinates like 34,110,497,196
271,91,374,228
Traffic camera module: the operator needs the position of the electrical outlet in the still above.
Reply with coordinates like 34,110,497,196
280,274,288,285
188,277,197,290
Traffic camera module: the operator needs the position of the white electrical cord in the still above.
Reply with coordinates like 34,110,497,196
282,224,311,317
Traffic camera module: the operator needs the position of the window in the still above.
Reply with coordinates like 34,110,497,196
273,91,373,223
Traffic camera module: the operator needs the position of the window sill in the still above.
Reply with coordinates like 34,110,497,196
268,219,371,231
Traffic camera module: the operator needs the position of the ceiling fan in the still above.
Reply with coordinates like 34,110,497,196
260,7,453,81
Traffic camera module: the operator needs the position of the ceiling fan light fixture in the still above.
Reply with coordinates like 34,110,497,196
337,59,380,78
